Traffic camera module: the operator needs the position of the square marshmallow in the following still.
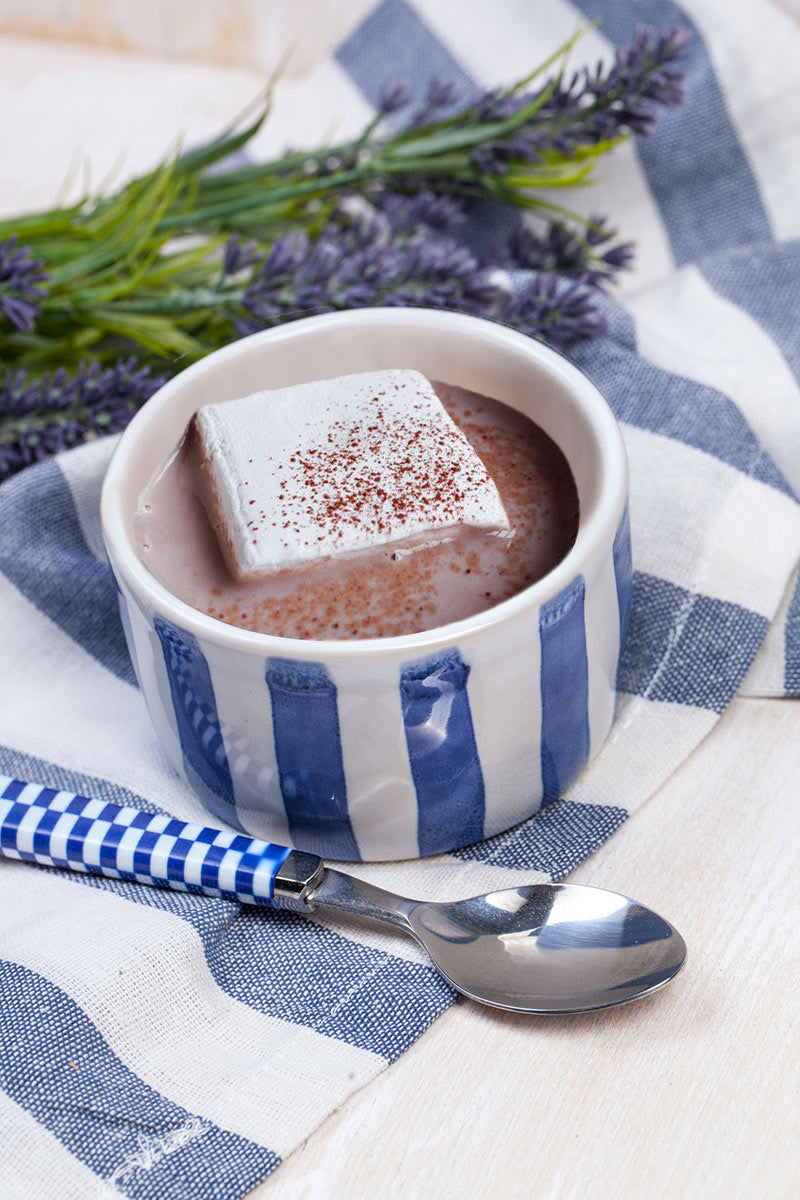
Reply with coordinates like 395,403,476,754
193,369,510,579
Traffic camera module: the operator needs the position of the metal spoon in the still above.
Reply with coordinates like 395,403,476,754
0,780,686,1014
277,853,687,1013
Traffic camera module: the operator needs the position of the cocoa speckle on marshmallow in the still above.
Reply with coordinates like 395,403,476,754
193,369,510,580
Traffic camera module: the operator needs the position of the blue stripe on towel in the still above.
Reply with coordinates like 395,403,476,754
783,574,800,700
400,650,485,855
0,459,135,685
539,578,591,806
613,505,634,654
335,0,518,251
0,745,160,815
0,752,454,1057
0,960,279,1200
575,303,793,498
265,659,360,861
700,241,800,388
619,572,767,711
153,618,238,829
48,868,456,1059
335,0,474,123
784,574,800,697
454,799,628,877
571,0,772,262
696,241,800,696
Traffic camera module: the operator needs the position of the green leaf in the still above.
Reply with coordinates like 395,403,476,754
155,167,365,231
173,99,270,178
84,308,203,358
382,76,561,163
500,159,598,188
507,21,597,93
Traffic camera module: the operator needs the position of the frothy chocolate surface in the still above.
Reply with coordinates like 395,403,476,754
135,382,579,640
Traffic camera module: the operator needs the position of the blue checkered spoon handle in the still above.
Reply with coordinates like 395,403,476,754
0,777,295,905
0,775,689,1014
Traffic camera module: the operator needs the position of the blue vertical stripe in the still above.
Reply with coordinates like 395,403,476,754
574,302,793,497
0,960,279,1199
539,578,590,806
571,0,772,262
619,573,767,712
400,650,485,855
265,659,360,861
335,0,475,121
153,618,238,829
613,505,634,654
700,241,800,387
0,459,136,685
454,798,628,877
334,0,518,252
785,571,800,697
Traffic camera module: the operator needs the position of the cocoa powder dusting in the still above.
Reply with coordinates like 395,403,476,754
135,382,579,640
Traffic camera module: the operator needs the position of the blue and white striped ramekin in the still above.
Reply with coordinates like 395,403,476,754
101,309,630,861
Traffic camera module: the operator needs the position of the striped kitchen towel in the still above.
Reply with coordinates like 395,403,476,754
3,0,800,1196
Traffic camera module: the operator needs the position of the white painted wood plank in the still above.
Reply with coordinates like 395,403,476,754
255,695,800,1199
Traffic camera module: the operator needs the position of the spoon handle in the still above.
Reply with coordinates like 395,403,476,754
0,775,297,906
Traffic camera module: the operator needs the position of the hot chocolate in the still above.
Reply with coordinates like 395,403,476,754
135,381,579,640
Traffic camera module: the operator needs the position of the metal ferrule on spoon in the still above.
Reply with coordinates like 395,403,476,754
0,777,687,1015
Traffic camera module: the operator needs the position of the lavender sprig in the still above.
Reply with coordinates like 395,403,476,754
0,191,614,485
0,23,688,380
230,195,603,350
471,25,692,175
504,216,634,287
378,79,412,115
0,235,49,333
0,358,166,483
502,274,607,346
234,204,498,335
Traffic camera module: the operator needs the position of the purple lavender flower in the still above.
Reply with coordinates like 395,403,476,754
0,357,165,483
225,195,606,353
222,234,261,276
502,273,607,348
0,235,49,333
426,77,460,110
371,188,466,235
235,210,498,335
405,76,462,126
470,25,691,174
378,79,412,114
505,216,635,287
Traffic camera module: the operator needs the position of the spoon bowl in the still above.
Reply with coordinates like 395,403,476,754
406,884,686,1013
288,860,687,1014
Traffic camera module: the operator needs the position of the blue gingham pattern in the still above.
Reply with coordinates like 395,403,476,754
3,1,800,1195
0,777,290,902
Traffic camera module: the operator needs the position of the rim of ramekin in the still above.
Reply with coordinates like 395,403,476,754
101,308,628,659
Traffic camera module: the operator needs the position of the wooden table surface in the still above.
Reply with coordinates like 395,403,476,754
259,694,800,1199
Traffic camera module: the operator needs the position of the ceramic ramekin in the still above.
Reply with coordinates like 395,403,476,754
101,308,630,861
